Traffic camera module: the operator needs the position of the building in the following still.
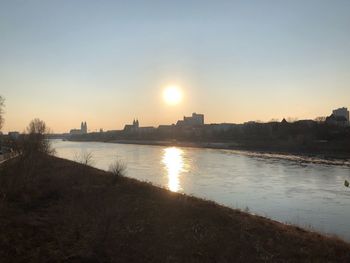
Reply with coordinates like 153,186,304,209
81,122,88,134
294,119,316,128
8,131,20,139
176,113,204,126
208,123,236,132
158,124,175,130
138,126,156,133
123,119,156,134
332,107,349,123
124,119,139,133
70,121,88,135
325,114,348,126
325,107,349,126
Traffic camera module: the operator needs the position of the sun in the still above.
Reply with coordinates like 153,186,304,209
163,85,182,105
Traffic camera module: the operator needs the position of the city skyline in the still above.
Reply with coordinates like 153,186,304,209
1,0,350,133
5,106,349,135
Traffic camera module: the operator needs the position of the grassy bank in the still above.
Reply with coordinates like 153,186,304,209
1,155,350,262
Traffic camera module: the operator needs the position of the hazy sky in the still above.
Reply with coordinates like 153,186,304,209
1,0,349,133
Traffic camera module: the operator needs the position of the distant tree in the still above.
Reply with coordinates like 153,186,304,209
27,118,47,134
0,96,4,131
314,116,326,123
20,118,54,156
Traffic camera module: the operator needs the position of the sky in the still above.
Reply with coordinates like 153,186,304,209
0,0,349,133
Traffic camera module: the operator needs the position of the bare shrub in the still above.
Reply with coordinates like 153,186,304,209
108,159,126,184
74,151,95,166
109,160,126,176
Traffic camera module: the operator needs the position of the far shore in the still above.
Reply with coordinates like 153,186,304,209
66,138,350,166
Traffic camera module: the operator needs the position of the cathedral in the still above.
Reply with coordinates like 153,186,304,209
81,121,87,134
69,121,87,135
123,119,139,132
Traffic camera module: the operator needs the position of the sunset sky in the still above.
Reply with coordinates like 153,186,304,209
1,0,349,133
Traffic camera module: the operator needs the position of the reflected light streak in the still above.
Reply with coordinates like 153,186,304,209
162,147,185,192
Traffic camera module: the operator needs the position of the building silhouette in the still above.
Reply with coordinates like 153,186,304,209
326,107,349,126
124,119,139,132
70,121,88,135
81,122,87,134
333,107,349,122
123,118,156,134
176,113,204,126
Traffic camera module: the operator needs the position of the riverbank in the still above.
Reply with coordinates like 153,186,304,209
69,138,350,166
1,155,350,262
0,152,18,164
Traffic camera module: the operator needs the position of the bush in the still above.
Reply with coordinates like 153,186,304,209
0,119,56,204
108,160,127,184
74,151,94,166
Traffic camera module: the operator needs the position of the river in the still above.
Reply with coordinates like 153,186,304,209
52,139,350,241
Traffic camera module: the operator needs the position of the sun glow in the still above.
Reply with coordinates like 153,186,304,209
163,85,182,105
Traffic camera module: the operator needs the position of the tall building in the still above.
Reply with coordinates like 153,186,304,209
326,107,349,126
176,113,204,126
332,107,349,122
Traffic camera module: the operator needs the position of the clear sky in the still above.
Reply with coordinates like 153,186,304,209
1,0,349,133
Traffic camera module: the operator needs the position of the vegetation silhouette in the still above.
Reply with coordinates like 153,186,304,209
69,120,350,158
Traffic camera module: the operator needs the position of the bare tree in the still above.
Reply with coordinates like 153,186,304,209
27,118,47,134
314,116,326,123
0,96,4,131
21,119,54,156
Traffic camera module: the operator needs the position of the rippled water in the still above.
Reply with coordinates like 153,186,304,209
52,139,350,241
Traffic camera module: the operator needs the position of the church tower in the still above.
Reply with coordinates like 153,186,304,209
81,121,87,134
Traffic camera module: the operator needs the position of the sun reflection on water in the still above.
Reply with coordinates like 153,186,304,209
162,147,185,192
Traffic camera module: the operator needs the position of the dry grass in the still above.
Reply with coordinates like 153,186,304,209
0,155,350,262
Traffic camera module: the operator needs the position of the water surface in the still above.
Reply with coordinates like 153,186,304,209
52,140,350,241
